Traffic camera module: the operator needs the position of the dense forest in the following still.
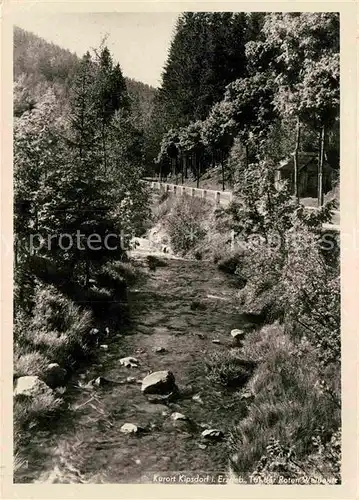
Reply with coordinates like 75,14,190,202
13,13,340,484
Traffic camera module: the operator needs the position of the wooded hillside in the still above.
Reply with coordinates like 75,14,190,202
14,26,157,169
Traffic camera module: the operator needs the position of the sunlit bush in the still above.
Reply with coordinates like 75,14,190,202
166,195,209,255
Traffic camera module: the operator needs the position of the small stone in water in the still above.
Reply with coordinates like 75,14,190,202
120,423,141,434
231,329,245,339
240,391,254,401
153,346,167,353
201,429,224,440
171,412,188,421
192,394,203,404
126,376,137,384
93,376,111,387
120,357,139,368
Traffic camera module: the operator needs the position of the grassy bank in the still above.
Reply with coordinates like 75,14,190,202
228,323,340,482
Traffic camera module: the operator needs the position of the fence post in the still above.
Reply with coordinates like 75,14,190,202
191,188,195,197
216,191,220,205
202,189,207,199
173,185,177,195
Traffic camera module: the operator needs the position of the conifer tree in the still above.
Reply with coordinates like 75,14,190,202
93,47,130,173
14,89,64,310
158,12,249,128
36,53,123,285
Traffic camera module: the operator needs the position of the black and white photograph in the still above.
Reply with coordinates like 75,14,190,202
9,6,345,486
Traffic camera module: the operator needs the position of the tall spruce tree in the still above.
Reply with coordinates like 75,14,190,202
36,53,123,285
93,47,130,173
158,12,249,128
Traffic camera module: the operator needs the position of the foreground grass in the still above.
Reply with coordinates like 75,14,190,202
227,323,340,482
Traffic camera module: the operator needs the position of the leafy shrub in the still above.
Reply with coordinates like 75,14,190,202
152,192,174,221
158,190,170,204
279,225,340,366
204,350,255,388
166,195,209,255
228,161,340,364
13,308,32,349
237,245,285,320
13,283,94,448
216,252,247,287
95,261,129,291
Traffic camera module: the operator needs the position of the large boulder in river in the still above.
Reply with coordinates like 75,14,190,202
141,370,176,395
14,376,52,397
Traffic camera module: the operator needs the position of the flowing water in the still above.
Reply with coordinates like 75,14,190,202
15,245,257,484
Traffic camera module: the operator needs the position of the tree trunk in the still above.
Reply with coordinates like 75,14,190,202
318,125,325,207
245,144,249,171
184,155,187,179
293,117,301,203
